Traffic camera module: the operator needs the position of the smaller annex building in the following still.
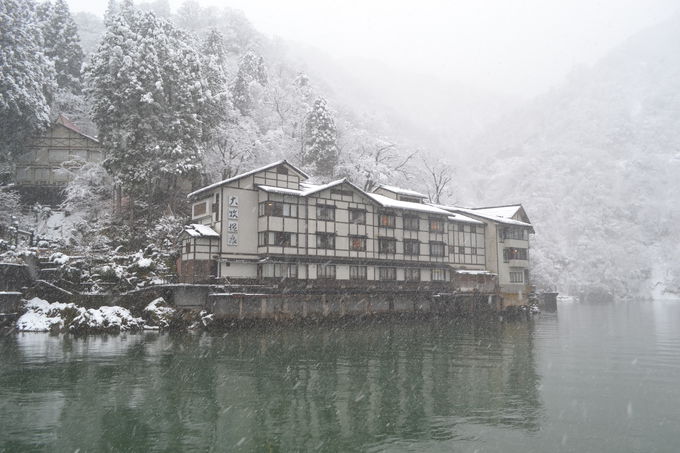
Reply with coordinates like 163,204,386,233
13,114,105,205
179,160,535,307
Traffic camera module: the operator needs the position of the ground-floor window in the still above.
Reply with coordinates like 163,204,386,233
259,231,297,247
509,270,524,283
378,267,397,281
261,263,298,279
350,265,367,280
317,264,336,279
431,268,447,281
405,268,421,281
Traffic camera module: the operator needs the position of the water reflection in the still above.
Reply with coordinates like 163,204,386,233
0,319,542,452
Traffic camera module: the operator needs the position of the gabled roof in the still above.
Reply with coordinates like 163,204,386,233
471,204,526,220
374,184,427,199
54,114,99,143
432,203,534,231
182,224,220,238
368,193,452,216
188,160,309,198
258,178,378,203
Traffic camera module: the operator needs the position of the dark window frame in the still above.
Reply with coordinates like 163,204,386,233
378,211,396,228
349,235,367,251
403,239,420,256
403,215,419,231
378,267,397,281
378,237,397,254
317,264,336,279
316,232,336,249
350,265,367,280
349,208,366,224
316,204,336,221
429,217,446,233
430,241,446,257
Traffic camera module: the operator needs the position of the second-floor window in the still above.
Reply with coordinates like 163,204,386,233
432,269,447,281
378,211,396,228
429,217,445,233
259,231,297,247
404,239,420,256
378,237,397,254
316,233,335,249
259,201,298,217
316,204,335,221
430,241,446,257
349,235,366,251
349,208,366,224
403,215,419,231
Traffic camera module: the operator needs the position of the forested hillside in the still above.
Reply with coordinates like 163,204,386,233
458,13,680,298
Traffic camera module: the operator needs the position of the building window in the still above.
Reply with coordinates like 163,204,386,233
378,211,396,228
316,233,335,249
502,227,528,240
509,270,524,283
503,247,528,262
277,166,288,175
259,201,298,218
317,264,336,279
331,189,354,197
378,237,397,254
259,231,297,247
350,265,367,280
399,196,421,204
378,267,397,281
430,242,446,257
404,239,420,256
192,201,207,217
470,225,476,233
349,235,366,251
403,215,419,231
185,242,191,254
316,204,335,221
457,246,466,255
405,268,421,281
262,263,297,278
349,208,366,224
432,269,447,281
429,217,445,233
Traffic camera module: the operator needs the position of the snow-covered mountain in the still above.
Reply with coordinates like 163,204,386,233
459,13,680,298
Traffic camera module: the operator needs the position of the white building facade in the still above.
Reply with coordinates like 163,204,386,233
179,161,534,306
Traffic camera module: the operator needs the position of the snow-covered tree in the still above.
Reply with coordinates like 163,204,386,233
0,0,55,159
86,2,217,212
41,0,84,92
303,97,338,178
230,51,267,116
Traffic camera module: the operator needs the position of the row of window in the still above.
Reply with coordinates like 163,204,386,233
258,231,481,256
501,227,530,241
258,202,456,232
311,265,448,281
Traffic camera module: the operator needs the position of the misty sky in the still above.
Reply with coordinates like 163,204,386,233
66,0,679,98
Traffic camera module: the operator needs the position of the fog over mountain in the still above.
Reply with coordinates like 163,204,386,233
454,13,680,298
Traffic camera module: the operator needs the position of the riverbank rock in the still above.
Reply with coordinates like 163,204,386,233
15,297,145,333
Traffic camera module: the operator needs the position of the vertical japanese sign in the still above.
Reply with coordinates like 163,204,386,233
227,195,239,246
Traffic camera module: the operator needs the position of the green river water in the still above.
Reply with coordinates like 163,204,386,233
1,301,679,452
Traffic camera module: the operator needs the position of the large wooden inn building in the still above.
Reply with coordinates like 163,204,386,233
179,161,534,308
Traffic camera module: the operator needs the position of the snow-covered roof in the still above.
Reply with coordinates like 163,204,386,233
432,203,533,229
258,178,373,200
455,270,497,276
367,193,451,215
374,184,427,199
183,224,220,238
188,160,309,198
471,205,523,219
55,114,99,143
446,214,485,225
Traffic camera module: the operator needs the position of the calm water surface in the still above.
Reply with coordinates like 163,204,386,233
1,301,679,452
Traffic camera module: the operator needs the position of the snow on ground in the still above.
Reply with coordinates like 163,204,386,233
16,297,144,332
144,297,175,328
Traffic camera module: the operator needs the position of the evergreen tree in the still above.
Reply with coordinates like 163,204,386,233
86,2,217,212
230,51,267,116
304,97,338,178
42,0,84,92
0,0,55,159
